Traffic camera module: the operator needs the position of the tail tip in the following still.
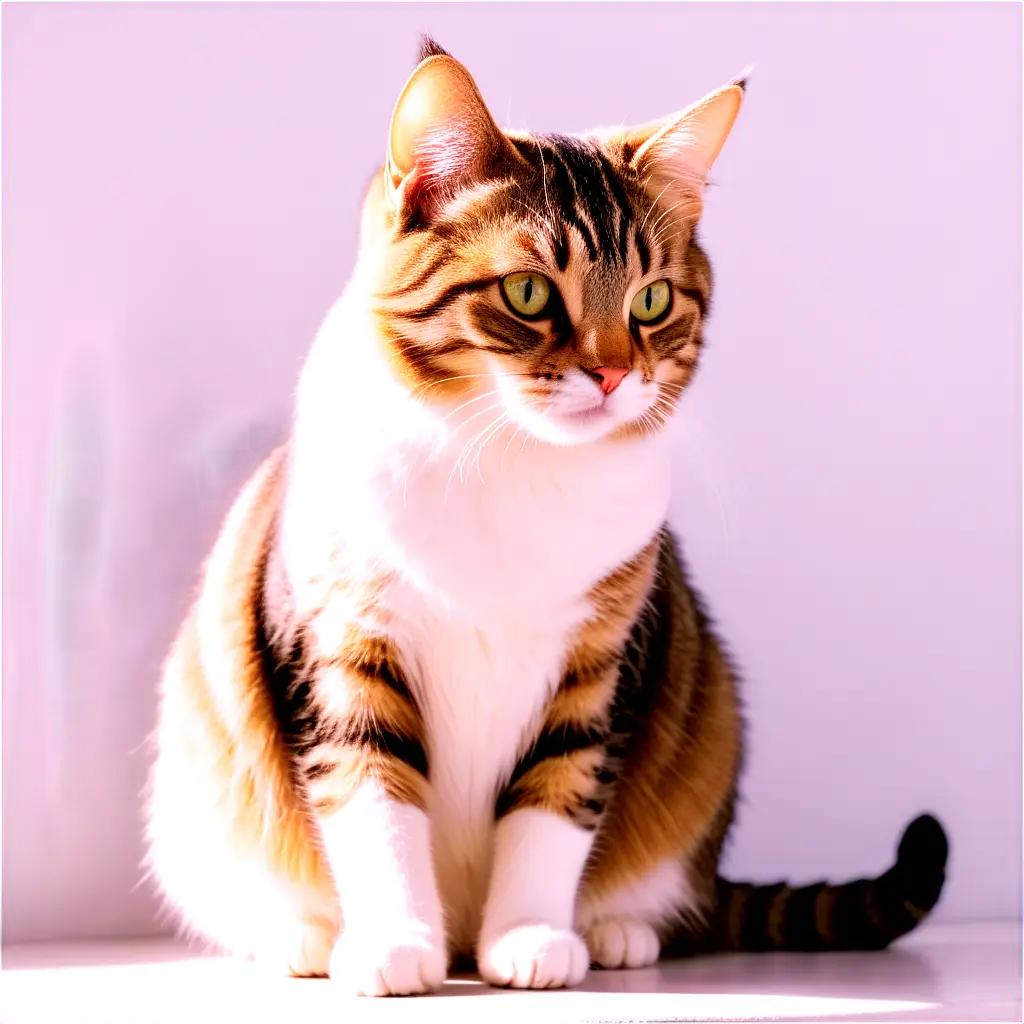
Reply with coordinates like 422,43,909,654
898,813,949,869
895,813,948,915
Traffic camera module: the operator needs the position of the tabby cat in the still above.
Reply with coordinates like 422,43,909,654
145,40,948,995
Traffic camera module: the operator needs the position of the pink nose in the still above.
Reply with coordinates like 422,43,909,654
593,366,628,395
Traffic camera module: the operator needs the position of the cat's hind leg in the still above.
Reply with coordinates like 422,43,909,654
144,603,340,976
576,857,701,969
144,449,340,977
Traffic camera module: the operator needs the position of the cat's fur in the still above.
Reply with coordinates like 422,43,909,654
144,40,947,994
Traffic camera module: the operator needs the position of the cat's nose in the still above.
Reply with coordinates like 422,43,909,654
593,366,628,395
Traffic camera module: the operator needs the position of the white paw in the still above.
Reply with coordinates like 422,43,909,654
584,917,660,969
329,924,447,996
478,924,589,989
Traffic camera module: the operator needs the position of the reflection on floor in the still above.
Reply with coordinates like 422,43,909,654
3,921,1020,1022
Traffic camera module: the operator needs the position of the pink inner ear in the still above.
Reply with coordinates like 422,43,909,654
648,134,709,189
414,119,478,185
403,118,484,217
633,86,744,192
634,130,709,225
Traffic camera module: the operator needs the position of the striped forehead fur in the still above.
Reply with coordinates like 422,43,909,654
381,131,707,314
423,132,682,271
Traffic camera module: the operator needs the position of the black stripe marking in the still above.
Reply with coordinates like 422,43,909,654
343,723,430,779
553,228,571,271
783,881,828,951
502,721,607,791
384,247,452,298
635,230,651,275
388,333,450,381
617,210,631,265
679,287,707,318
257,542,430,785
387,277,496,322
256,540,325,763
468,301,546,353
620,138,640,165
494,720,609,819
832,879,889,950
741,882,787,951
565,142,618,258
554,139,619,258
509,134,636,268
303,761,336,781
594,148,634,264
541,141,598,261
648,313,698,351
346,652,417,706
560,650,621,690
432,338,476,356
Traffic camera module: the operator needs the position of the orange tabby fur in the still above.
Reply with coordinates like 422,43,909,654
145,40,947,993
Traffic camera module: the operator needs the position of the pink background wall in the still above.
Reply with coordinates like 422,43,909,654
3,3,1020,942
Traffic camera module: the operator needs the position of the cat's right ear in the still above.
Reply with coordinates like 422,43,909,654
621,79,745,220
386,48,515,223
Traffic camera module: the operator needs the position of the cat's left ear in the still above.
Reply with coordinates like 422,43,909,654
625,78,745,211
386,43,518,222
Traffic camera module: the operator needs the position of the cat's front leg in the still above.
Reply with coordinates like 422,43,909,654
477,808,594,989
299,634,446,996
477,654,620,990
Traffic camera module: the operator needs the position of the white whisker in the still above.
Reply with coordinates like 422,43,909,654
638,179,677,234
469,415,510,482
439,389,502,424
449,400,506,437
500,424,524,465
646,198,689,242
535,139,554,227
445,410,508,501
413,371,526,399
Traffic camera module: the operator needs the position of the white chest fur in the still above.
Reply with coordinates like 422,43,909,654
381,432,669,949
281,306,671,950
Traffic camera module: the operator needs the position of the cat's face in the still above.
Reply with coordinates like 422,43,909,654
367,41,743,446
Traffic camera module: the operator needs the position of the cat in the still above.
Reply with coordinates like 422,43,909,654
144,38,948,995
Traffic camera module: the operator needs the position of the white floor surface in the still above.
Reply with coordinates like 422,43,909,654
2,921,1020,1023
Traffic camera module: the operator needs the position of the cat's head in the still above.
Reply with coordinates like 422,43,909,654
365,39,743,446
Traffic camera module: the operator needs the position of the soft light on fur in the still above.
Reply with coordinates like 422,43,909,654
145,38,948,996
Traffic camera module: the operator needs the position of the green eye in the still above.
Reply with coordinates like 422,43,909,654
501,273,552,318
630,280,672,323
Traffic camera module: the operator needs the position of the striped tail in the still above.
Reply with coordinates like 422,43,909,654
709,814,948,953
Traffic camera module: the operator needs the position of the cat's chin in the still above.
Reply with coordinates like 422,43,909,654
523,407,666,447
520,410,621,446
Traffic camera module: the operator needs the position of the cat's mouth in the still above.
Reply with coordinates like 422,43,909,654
498,373,648,444
550,404,611,425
